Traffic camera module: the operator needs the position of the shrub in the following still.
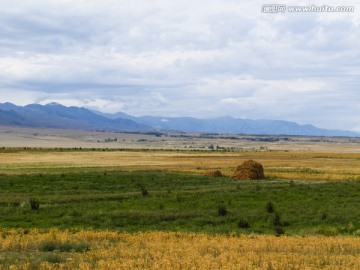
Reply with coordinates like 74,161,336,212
274,226,285,237
39,240,90,253
141,186,148,196
59,241,90,252
43,253,65,264
237,219,250,228
29,197,40,210
266,201,275,213
282,220,291,227
58,241,73,252
218,205,228,216
39,240,57,252
272,213,282,227
73,242,91,253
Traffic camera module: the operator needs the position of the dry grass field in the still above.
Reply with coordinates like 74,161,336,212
1,229,360,270
1,150,360,181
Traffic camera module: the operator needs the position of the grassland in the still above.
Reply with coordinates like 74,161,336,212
1,170,360,236
0,148,360,269
1,229,360,270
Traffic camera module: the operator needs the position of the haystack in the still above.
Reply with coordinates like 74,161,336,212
204,170,223,177
232,160,264,180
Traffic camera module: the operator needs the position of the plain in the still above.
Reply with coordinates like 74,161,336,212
0,146,360,269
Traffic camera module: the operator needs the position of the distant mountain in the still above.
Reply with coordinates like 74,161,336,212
0,103,358,137
0,103,149,132
95,111,359,137
94,111,136,121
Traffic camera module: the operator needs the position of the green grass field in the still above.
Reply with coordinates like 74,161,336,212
1,170,359,236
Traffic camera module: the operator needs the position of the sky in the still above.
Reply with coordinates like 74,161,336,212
1,0,360,132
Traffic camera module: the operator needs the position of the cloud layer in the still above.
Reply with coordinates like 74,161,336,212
1,0,360,131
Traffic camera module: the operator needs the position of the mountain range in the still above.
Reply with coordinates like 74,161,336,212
0,102,149,132
0,102,358,137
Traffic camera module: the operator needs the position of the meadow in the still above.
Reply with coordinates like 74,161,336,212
1,170,360,235
0,148,360,269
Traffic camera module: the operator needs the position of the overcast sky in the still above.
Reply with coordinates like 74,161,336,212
1,0,360,131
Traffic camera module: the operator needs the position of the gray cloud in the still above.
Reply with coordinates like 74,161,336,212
0,0,360,131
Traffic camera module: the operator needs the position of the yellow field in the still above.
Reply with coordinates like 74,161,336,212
1,150,360,181
0,229,359,270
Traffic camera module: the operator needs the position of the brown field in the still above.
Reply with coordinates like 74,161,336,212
1,150,360,181
1,229,360,270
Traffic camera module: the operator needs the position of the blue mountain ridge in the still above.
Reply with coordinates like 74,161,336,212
95,109,358,137
0,103,358,137
0,102,149,132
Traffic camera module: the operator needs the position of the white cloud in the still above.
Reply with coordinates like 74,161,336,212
0,0,359,131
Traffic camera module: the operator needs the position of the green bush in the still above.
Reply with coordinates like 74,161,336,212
39,240,57,252
140,186,149,196
29,197,40,210
39,240,90,253
43,253,65,264
237,219,250,229
72,242,91,253
272,213,282,227
266,201,275,213
218,205,228,216
274,226,285,237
